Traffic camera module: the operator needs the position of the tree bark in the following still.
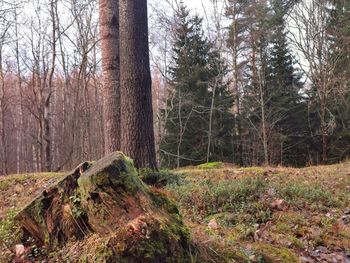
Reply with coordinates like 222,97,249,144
119,0,157,169
99,0,120,154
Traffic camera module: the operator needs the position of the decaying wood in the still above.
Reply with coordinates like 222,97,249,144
15,152,190,262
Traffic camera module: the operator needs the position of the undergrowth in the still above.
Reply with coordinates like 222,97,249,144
139,168,185,187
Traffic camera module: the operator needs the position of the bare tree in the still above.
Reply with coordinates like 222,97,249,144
289,0,339,163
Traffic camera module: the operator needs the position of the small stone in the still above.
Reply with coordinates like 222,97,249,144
299,256,310,262
15,244,25,257
267,188,276,196
270,199,286,211
316,246,328,253
249,255,256,260
208,219,218,229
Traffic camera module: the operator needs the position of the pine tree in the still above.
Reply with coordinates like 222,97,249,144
265,0,307,166
239,0,271,166
161,5,234,168
119,0,157,169
240,0,307,166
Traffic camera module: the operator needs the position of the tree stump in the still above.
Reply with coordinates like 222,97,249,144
15,152,190,262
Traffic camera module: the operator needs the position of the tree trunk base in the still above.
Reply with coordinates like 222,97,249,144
15,152,190,262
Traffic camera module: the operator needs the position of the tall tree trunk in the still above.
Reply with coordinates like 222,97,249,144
207,84,216,163
0,61,7,175
119,0,157,169
99,0,120,154
14,8,24,174
43,0,57,172
229,4,243,166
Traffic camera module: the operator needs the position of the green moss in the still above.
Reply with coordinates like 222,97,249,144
275,223,292,234
149,191,190,247
0,180,10,191
94,246,114,263
277,212,306,226
125,223,190,263
288,236,305,249
149,191,180,215
100,216,190,263
0,209,21,247
69,192,87,220
24,195,46,225
198,162,224,169
78,154,147,201
254,243,299,262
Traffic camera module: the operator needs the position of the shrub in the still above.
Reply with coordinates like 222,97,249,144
139,169,185,187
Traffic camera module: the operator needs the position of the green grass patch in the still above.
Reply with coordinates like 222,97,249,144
0,209,21,256
197,162,224,169
276,183,341,208
254,243,299,262
170,176,270,224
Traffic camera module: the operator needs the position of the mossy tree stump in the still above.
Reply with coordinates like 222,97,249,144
15,152,190,262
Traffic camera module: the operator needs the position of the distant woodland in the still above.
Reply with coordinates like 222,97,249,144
0,0,349,174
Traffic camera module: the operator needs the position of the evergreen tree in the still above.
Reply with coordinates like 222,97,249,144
265,0,307,166
240,0,307,166
161,5,234,168
239,0,271,166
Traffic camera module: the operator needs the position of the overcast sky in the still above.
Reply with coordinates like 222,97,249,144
186,1,207,12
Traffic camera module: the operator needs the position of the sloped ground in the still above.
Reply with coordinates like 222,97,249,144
1,162,350,262
170,162,350,262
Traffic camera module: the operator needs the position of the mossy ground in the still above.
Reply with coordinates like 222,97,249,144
1,162,350,262
170,162,350,262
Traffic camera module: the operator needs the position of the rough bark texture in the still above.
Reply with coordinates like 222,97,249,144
100,0,120,154
119,0,157,169
15,152,189,262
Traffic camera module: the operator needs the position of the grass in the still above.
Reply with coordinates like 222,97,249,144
1,162,350,262
169,162,350,262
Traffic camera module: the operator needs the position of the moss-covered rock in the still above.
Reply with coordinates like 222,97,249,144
15,152,190,262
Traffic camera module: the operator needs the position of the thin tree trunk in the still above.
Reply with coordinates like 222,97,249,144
14,8,24,174
43,0,57,172
0,51,8,175
177,89,182,168
207,84,216,163
229,7,243,166
119,0,157,169
320,102,328,163
258,71,269,166
99,0,120,154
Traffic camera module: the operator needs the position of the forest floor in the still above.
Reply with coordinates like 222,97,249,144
1,162,350,262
